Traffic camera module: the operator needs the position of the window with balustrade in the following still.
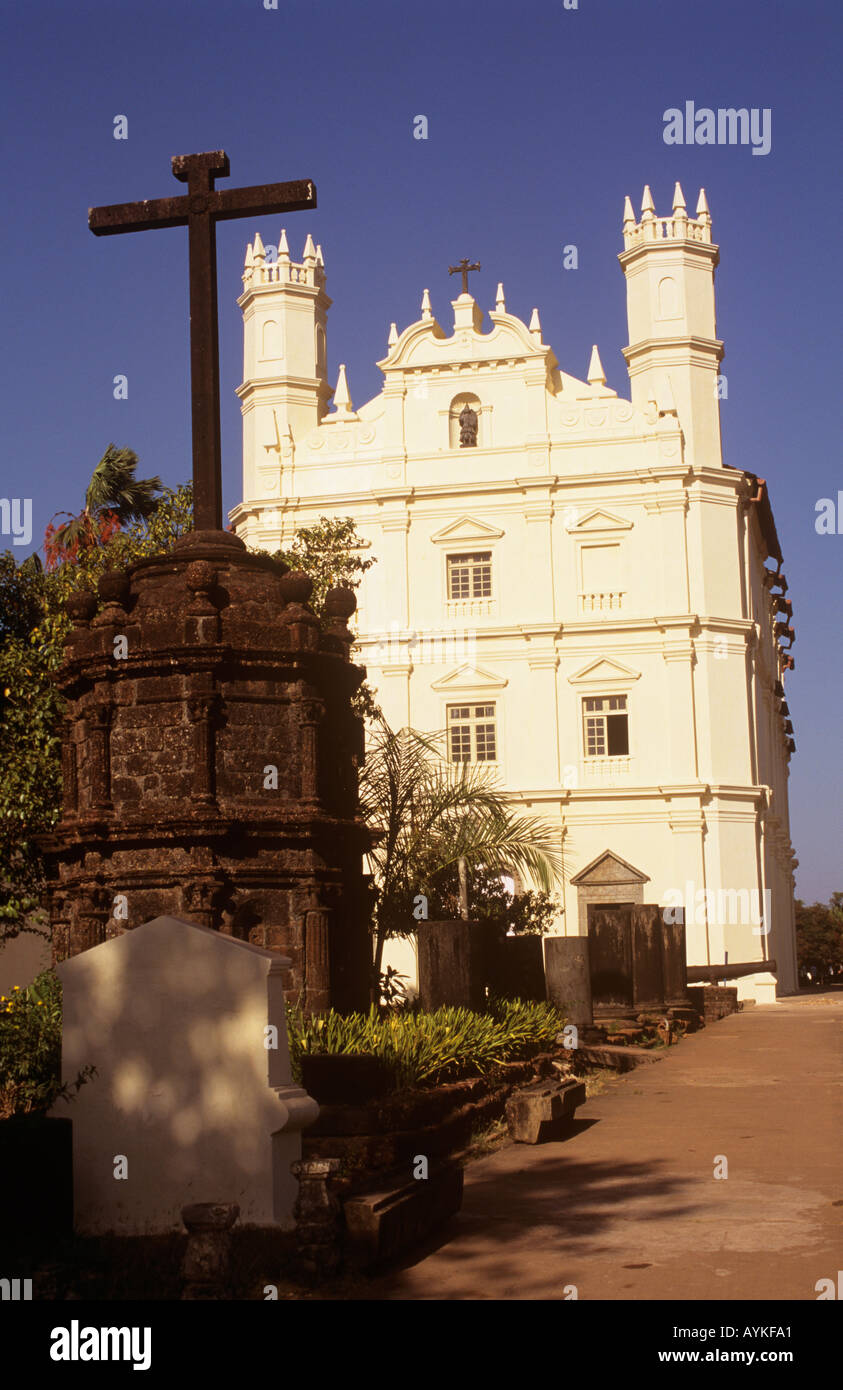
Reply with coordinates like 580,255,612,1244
446,551,492,601
578,542,624,614
448,703,497,763
583,695,629,756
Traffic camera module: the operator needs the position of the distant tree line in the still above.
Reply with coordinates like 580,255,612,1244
795,894,843,987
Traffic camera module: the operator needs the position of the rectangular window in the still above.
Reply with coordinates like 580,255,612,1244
583,695,629,756
447,552,492,600
448,703,497,763
580,544,621,593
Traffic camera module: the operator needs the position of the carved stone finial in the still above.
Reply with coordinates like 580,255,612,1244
97,570,130,608
324,586,357,650
279,570,314,607
65,588,98,628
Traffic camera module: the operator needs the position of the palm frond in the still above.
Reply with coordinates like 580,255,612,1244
361,717,565,968
85,445,162,523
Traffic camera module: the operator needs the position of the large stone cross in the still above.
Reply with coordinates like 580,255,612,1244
89,151,316,531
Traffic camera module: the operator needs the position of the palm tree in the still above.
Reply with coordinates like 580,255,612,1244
46,445,163,563
358,717,564,993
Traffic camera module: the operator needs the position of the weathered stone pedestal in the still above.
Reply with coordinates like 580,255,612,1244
291,1158,342,1277
40,531,372,1013
181,1202,239,1300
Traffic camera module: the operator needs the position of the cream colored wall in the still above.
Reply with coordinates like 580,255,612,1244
55,916,318,1234
234,201,798,1001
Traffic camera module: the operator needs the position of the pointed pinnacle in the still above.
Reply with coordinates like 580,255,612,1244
641,185,655,215
278,228,290,259
252,230,266,260
244,242,254,269
302,233,316,262
696,187,711,217
495,282,506,311
387,322,399,347
315,243,324,266
587,345,606,386
622,195,635,225
673,181,687,211
529,307,542,336
333,363,352,413
421,288,432,320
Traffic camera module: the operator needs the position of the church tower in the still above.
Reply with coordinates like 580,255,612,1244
236,230,333,513
619,184,724,467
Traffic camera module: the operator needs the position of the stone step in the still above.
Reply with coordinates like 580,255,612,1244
575,1043,664,1072
343,1161,464,1269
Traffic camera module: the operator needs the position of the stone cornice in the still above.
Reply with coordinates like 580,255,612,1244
622,334,724,367
237,462,749,521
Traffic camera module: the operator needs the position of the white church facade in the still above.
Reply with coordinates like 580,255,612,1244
231,185,799,1003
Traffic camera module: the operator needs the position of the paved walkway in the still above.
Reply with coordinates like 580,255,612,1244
373,995,842,1300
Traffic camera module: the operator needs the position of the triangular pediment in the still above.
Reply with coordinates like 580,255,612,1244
431,515,505,545
567,508,633,532
431,663,508,691
568,657,641,685
571,850,650,886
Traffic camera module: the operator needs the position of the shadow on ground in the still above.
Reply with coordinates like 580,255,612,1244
368,1149,699,1300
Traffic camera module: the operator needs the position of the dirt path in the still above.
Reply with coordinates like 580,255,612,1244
372,995,842,1300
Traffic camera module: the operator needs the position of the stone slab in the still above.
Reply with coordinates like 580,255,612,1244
544,936,593,1029
488,935,546,1002
343,1161,464,1267
505,1078,587,1144
416,920,494,1011
575,1043,664,1072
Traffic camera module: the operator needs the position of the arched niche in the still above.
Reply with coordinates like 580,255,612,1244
656,276,681,320
315,323,327,376
261,319,283,361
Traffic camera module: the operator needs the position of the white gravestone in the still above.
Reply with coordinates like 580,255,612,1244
53,915,318,1235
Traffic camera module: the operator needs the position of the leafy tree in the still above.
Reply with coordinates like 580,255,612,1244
45,445,163,565
358,718,564,993
428,863,560,935
0,624,63,937
268,516,381,720
0,969,95,1117
270,516,375,617
0,552,46,644
795,896,843,986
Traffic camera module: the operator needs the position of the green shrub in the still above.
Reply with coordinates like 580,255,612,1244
286,997,565,1090
0,968,94,1117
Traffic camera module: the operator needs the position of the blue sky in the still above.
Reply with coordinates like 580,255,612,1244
0,0,840,900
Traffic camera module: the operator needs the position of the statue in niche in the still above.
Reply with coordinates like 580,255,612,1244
459,402,479,447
